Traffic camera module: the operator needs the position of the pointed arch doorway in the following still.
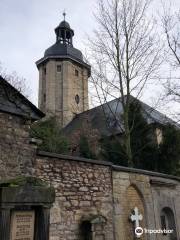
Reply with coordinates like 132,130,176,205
160,207,177,240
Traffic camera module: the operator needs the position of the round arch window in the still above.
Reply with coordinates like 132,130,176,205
75,94,80,104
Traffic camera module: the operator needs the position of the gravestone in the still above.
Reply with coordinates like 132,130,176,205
0,177,55,240
10,211,35,240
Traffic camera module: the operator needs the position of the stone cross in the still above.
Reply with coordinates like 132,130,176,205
130,207,143,228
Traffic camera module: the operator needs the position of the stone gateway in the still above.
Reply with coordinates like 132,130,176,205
10,211,35,240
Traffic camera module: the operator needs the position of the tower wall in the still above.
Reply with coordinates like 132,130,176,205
38,59,89,127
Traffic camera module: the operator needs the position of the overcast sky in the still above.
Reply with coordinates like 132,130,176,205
0,0,180,115
0,0,97,104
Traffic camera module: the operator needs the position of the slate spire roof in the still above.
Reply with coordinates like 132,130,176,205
36,16,91,75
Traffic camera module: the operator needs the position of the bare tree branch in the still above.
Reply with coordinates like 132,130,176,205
87,0,161,166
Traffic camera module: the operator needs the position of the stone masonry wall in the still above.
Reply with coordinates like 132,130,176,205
34,152,180,240
0,112,36,180
150,177,180,240
113,170,155,240
1,110,180,240
113,169,180,240
35,153,114,240
38,60,89,128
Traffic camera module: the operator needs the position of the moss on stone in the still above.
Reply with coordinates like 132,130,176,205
0,176,48,187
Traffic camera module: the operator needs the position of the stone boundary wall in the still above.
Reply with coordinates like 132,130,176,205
35,151,114,240
35,151,180,240
37,151,180,182
0,112,36,180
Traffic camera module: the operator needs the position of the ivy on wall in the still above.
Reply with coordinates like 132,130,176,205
100,102,180,176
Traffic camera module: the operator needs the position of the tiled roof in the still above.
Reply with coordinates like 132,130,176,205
0,76,45,120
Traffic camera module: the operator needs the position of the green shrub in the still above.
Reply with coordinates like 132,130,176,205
100,136,128,166
79,135,96,159
158,124,180,176
30,117,69,154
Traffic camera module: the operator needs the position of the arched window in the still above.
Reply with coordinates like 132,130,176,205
75,69,79,76
80,221,92,240
160,207,177,240
75,94,80,104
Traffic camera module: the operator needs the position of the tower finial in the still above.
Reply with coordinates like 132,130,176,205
63,10,66,21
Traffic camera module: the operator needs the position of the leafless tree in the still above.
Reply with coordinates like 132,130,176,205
0,62,30,98
87,0,161,166
0,62,33,120
161,5,180,118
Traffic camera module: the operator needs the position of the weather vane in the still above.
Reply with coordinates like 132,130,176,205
63,10,66,21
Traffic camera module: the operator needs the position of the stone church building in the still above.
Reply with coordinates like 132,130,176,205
36,16,90,127
0,16,180,240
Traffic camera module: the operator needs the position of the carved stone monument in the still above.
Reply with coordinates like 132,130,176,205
0,177,55,240
10,211,35,240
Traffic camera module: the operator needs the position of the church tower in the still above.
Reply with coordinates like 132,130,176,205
36,14,91,127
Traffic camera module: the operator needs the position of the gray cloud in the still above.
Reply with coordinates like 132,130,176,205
0,0,180,109
0,0,96,104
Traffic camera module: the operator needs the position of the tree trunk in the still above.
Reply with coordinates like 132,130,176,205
124,110,133,167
